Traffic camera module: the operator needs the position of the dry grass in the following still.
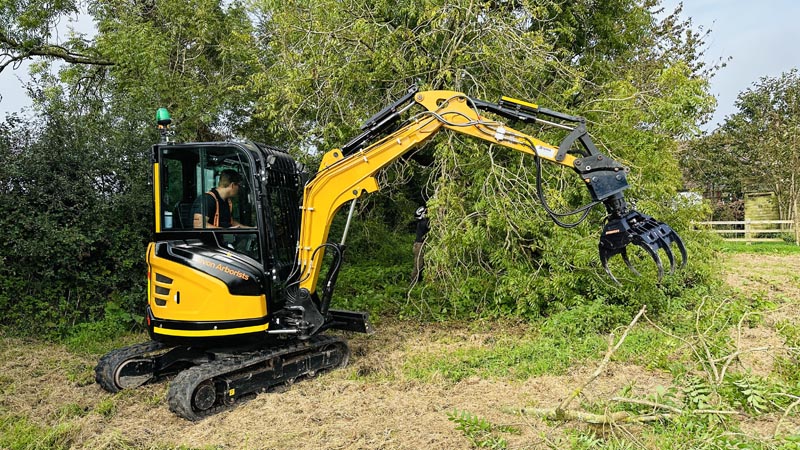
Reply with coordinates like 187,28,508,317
1,252,799,449
0,322,675,450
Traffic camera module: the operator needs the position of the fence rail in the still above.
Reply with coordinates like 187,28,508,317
693,219,799,244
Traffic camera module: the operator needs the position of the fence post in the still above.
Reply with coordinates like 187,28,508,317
745,219,751,244
795,199,799,246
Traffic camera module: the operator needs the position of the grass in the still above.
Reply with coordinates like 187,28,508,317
718,241,800,254
0,415,78,450
2,239,800,449
404,332,607,382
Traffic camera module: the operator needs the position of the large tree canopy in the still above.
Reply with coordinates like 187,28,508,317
0,0,112,75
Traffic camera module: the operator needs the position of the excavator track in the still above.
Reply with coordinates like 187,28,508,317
167,335,349,421
95,340,169,392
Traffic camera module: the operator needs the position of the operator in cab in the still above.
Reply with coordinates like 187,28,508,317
192,169,246,229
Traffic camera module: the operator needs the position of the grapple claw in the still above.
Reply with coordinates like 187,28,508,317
598,207,687,284
600,248,621,285
621,248,640,276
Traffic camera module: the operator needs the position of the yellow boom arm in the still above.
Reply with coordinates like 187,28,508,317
293,87,687,303
296,90,580,292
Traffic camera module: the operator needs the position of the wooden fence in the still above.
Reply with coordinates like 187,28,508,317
693,219,799,244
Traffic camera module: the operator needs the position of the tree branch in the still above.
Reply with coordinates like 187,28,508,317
557,305,647,413
0,31,113,74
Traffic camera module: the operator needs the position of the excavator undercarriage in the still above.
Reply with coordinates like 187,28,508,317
96,335,349,420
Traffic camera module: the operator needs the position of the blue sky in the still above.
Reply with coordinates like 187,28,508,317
662,0,800,129
1,1,799,132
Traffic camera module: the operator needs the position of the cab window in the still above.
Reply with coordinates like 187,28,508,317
158,145,260,261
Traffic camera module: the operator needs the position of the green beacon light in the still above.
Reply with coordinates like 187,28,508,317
156,108,173,143
156,107,172,126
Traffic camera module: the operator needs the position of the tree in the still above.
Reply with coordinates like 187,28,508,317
0,77,152,333
679,132,745,220
249,0,716,317
0,0,112,77
719,70,800,221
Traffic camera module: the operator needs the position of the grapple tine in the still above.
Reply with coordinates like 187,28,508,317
602,259,622,285
659,235,676,275
620,248,640,276
672,231,688,269
633,237,664,282
600,247,622,285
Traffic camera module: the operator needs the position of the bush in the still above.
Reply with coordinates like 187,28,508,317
0,101,151,336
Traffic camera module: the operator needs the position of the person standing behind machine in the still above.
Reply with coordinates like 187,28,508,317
192,169,246,229
411,206,429,283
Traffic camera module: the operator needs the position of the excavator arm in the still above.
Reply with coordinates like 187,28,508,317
292,88,687,312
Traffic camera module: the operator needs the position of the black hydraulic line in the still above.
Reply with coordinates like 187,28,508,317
341,85,419,155
318,243,344,316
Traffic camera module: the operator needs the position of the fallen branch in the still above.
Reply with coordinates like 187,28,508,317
772,393,800,438
517,406,672,424
557,305,647,412
513,403,742,425
610,396,683,414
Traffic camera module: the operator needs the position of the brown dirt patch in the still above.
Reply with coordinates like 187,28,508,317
723,253,800,304
721,253,800,377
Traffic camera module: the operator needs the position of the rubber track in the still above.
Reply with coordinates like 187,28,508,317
167,335,348,421
95,340,168,393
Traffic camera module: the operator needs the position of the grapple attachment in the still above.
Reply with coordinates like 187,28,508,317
599,208,687,284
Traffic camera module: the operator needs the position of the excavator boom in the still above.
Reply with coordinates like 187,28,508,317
295,89,686,297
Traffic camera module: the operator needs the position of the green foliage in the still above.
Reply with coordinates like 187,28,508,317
613,328,680,371
89,0,259,141
728,374,771,414
324,197,419,315
64,302,141,355
0,94,151,335
447,409,518,449
682,375,715,410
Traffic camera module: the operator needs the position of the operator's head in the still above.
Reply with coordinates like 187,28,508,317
219,169,242,188
217,169,242,198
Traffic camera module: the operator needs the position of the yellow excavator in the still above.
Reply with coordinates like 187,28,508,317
95,86,686,420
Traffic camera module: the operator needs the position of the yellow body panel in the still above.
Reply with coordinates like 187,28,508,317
152,323,269,337
147,244,268,324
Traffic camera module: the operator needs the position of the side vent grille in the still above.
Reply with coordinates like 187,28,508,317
156,273,173,283
153,273,174,307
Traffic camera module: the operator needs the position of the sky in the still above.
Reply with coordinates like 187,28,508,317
1,1,799,131
661,0,800,130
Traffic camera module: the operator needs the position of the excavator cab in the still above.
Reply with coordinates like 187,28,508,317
147,141,305,343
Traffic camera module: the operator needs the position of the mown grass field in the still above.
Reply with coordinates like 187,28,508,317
2,243,800,449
